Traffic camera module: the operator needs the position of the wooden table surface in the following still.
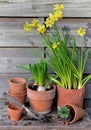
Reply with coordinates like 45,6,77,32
0,98,91,130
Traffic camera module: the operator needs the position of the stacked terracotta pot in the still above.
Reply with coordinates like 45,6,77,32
8,77,27,104
7,77,27,124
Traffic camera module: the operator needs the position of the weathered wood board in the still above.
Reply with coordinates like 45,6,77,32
0,48,43,73
0,48,91,73
0,18,44,47
0,18,91,47
0,19,91,47
0,0,91,17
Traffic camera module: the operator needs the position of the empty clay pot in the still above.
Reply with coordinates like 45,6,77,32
7,102,23,125
8,77,27,94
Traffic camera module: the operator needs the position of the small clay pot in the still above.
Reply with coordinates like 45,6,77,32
7,102,23,125
65,104,85,124
8,77,27,94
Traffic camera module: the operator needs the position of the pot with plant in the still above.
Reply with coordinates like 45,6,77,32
17,60,56,115
58,106,72,125
23,4,91,109
58,104,85,125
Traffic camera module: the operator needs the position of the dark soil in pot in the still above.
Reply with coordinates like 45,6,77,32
28,84,54,91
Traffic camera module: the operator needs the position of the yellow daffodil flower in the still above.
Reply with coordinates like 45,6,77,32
31,19,40,27
45,18,53,28
37,25,46,34
53,12,59,21
54,10,63,19
76,27,86,37
52,43,58,49
24,22,31,32
49,13,56,22
54,4,64,11
59,4,64,10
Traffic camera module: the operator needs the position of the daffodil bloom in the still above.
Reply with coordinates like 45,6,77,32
54,10,63,19
45,18,53,28
52,43,58,49
49,13,56,24
52,12,59,21
59,4,64,10
24,22,31,32
31,19,40,27
37,25,46,34
76,27,86,37
54,4,64,11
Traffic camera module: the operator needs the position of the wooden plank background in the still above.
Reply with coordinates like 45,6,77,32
0,0,91,17
0,0,91,114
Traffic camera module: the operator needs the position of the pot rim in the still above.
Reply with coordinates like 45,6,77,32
27,82,56,93
57,85,85,91
9,77,26,85
7,102,23,111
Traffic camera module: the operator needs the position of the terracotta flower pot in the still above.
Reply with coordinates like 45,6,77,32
57,85,85,108
8,77,27,94
7,102,23,125
65,104,85,124
27,83,56,115
8,90,27,104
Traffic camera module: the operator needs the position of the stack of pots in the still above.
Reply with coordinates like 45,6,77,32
8,77,27,104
